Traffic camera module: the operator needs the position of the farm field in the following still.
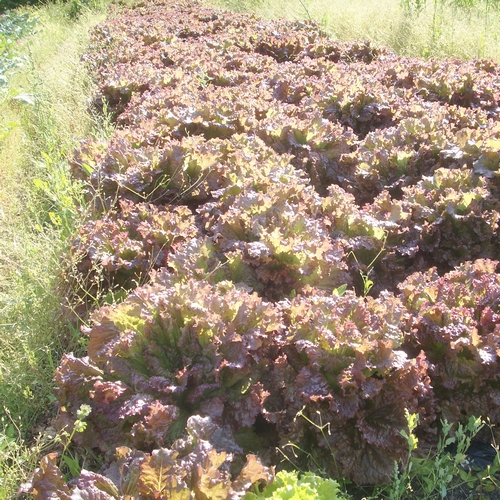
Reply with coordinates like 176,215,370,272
1,0,500,498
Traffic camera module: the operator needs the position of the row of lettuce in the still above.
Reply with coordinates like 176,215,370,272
24,0,500,497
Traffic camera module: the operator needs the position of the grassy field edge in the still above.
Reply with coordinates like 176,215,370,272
0,3,112,497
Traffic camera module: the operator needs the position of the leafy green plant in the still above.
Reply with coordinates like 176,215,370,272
245,470,345,500
0,12,36,93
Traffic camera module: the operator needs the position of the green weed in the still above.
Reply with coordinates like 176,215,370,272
372,413,500,499
280,407,500,499
348,231,388,296
58,404,93,477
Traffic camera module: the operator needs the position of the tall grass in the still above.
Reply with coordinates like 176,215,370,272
0,3,111,497
211,0,500,61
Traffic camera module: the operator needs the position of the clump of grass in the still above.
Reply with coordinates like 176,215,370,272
210,0,500,61
0,2,112,496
